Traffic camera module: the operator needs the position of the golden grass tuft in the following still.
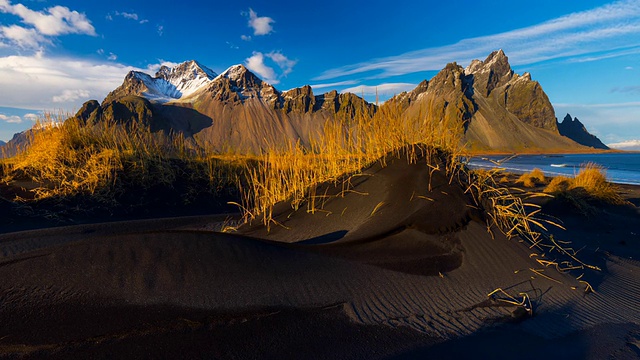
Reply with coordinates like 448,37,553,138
1,112,241,208
544,163,624,205
516,168,546,188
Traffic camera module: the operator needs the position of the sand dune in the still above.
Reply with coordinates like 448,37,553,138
1,153,639,359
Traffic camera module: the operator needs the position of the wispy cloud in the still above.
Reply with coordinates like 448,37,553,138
314,0,640,80
309,80,358,90
341,83,417,97
116,11,138,21
554,101,640,108
107,10,148,24
245,8,274,36
611,86,640,94
240,34,251,41
0,0,95,50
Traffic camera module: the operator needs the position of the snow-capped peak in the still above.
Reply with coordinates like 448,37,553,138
217,64,250,81
132,60,218,102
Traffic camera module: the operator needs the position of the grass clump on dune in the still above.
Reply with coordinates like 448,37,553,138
516,168,546,188
240,100,468,230
1,112,242,214
544,163,624,206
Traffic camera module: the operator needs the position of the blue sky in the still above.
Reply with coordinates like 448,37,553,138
0,0,639,147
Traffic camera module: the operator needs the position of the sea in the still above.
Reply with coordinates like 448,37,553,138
466,152,640,185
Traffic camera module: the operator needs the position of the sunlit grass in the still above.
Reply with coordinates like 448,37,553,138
516,168,546,188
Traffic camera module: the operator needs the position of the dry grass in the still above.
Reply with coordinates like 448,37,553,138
1,112,241,209
516,168,546,188
239,100,468,230
544,163,624,205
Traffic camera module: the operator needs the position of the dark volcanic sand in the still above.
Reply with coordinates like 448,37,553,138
1,152,640,359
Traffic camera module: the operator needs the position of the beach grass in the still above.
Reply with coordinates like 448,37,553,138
544,163,625,205
516,168,547,188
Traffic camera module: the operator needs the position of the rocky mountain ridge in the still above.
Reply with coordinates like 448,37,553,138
391,50,577,151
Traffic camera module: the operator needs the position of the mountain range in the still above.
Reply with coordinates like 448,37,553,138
4,50,608,155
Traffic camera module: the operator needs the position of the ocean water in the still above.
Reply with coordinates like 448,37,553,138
466,153,640,185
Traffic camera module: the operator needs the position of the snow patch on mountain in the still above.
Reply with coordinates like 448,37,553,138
134,60,218,102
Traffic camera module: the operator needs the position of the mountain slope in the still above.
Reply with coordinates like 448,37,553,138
391,50,582,152
557,114,608,149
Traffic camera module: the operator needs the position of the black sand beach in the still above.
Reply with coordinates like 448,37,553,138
1,155,640,359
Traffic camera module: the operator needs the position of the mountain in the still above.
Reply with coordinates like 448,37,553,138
103,60,217,104
557,114,608,149
76,52,596,154
0,129,33,158
82,61,373,153
391,50,580,151
0,140,5,146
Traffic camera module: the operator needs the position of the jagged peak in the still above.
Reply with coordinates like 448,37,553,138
283,85,314,98
464,49,512,76
155,60,217,81
218,64,250,80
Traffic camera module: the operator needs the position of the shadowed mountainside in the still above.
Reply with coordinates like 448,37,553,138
557,113,609,150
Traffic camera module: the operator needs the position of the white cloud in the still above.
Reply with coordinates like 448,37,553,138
244,51,297,84
314,0,640,80
157,25,164,36
139,19,148,24
0,54,138,109
52,89,90,103
247,8,274,36
240,34,251,41
0,54,183,110
0,114,23,123
0,1,95,50
341,83,417,96
23,113,38,121
266,51,296,76
245,51,277,83
608,139,640,149
116,11,138,21
108,52,117,61
0,1,95,36
0,24,46,49
626,66,634,70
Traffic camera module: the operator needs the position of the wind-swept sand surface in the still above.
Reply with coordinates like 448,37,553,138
1,154,640,359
